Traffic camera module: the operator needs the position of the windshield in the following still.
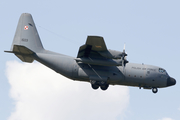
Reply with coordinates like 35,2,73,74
159,68,168,75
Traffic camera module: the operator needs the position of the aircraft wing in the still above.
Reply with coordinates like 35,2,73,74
77,36,107,58
76,36,123,66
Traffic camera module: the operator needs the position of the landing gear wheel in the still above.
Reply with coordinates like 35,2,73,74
152,87,158,93
100,84,109,91
91,84,99,90
90,80,99,90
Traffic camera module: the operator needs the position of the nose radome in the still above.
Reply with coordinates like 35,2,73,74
167,77,176,86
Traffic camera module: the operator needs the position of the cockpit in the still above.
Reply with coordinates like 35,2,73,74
159,68,168,75
159,68,165,73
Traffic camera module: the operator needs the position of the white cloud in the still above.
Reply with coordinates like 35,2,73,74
6,61,129,120
158,118,174,120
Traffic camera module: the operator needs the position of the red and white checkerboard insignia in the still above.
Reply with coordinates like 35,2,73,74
24,25,28,30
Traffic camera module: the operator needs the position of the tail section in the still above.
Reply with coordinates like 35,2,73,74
11,13,44,52
5,13,44,62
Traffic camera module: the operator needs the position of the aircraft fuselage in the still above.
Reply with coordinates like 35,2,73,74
34,51,176,93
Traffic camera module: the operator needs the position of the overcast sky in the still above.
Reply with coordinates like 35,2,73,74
1,0,180,120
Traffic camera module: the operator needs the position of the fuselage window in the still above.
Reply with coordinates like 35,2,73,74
159,68,166,73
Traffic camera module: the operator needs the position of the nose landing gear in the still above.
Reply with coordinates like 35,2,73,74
152,87,158,93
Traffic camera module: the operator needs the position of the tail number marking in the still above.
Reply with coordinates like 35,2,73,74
22,38,28,42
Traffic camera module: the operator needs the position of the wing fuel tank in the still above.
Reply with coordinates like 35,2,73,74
75,58,122,66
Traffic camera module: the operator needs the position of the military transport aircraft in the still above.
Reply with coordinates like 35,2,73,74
5,13,176,93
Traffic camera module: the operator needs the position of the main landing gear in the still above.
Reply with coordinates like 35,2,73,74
90,80,109,90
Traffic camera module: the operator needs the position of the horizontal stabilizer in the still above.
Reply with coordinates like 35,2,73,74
13,45,34,55
5,45,35,63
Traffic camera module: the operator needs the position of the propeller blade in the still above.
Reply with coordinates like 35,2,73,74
123,44,125,53
122,44,128,73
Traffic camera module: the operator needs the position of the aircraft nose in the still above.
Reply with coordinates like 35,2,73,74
167,77,176,87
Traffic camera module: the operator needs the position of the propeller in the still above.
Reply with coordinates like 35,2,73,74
122,44,128,72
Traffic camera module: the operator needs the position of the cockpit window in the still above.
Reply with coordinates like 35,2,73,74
159,68,166,73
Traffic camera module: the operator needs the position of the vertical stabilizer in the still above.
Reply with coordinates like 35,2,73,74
6,13,44,63
11,13,44,53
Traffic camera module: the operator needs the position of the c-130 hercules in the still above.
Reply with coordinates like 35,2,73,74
5,13,176,93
